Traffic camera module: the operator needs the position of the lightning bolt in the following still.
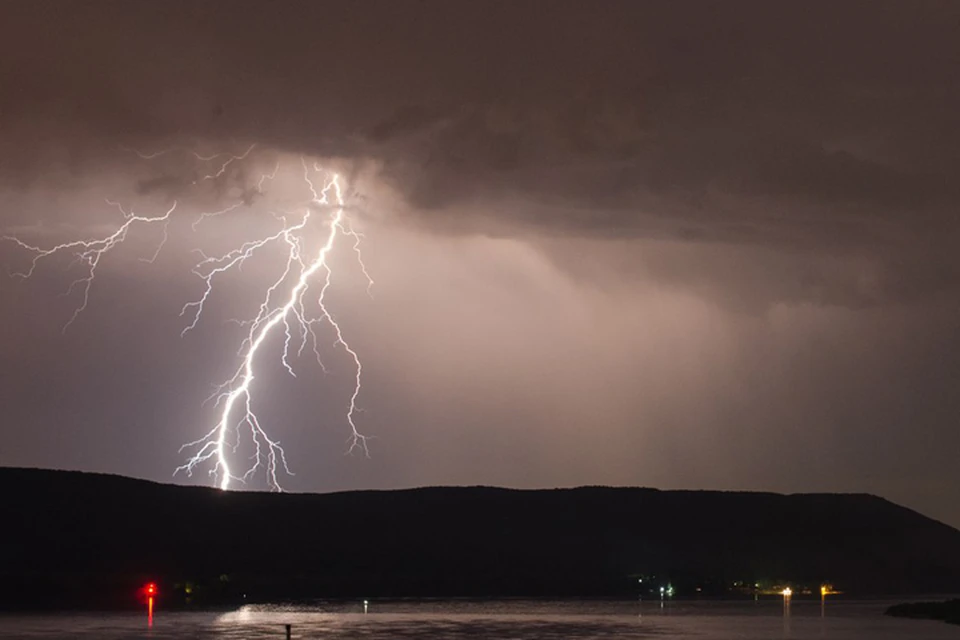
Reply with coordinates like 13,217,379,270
3,200,176,332
178,161,371,491
199,143,257,181
4,148,372,492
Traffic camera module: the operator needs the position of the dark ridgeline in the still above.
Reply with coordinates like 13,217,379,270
2,467,960,609
886,599,960,625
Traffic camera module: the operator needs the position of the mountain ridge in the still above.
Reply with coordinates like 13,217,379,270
2,467,958,609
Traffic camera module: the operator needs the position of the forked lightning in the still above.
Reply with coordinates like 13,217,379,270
4,149,372,491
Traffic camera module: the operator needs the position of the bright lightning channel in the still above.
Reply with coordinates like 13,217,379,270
177,160,371,491
3,150,372,492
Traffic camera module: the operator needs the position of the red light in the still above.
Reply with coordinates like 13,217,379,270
145,583,156,596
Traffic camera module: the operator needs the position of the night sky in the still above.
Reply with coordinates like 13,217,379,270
1,2,959,526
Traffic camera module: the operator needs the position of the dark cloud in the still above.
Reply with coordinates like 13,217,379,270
4,1,956,303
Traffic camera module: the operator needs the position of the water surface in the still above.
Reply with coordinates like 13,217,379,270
1,598,955,639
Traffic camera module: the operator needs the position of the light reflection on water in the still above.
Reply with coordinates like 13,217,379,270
0,599,956,639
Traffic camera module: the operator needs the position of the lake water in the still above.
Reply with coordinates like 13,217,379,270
0,598,956,639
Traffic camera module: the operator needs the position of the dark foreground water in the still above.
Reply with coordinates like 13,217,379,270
0,598,956,639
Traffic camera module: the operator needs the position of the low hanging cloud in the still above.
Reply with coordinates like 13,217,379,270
3,1,958,309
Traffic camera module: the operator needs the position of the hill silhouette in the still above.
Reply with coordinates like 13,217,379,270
2,467,959,609
887,599,960,625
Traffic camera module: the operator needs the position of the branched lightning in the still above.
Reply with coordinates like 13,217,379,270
4,148,372,491
200,143,257,181
3,201,177,332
